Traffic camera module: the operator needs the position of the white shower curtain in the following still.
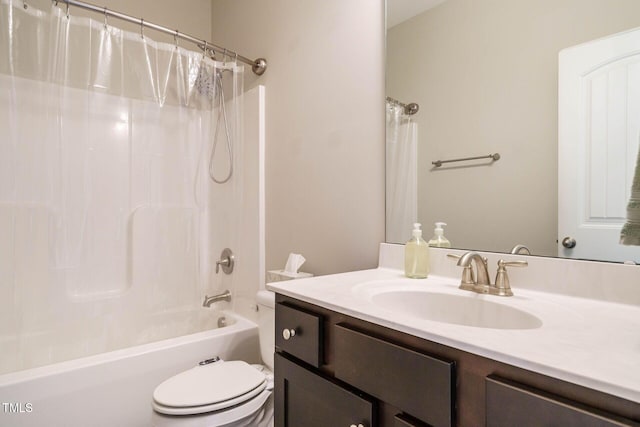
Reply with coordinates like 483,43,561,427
0,0,244,373
386,102,418,243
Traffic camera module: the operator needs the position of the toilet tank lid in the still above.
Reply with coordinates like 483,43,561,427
256,290,275,308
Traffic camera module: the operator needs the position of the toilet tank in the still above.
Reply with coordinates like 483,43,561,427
255,290,275,370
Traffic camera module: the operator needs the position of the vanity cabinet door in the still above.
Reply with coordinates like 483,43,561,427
274,353,375,427
486,376,639,427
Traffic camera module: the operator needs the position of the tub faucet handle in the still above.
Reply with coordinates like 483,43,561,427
216,248,234,274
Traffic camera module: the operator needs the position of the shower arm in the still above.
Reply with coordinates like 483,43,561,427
51,0,267,75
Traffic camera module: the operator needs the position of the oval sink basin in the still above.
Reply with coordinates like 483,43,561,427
370,290,542,330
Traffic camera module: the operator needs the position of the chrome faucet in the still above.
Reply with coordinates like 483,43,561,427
510,244,531,255
450,252,528,296
203,290,232,307
456,251,491,288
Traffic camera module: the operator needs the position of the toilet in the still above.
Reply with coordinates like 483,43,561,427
151,290,275,427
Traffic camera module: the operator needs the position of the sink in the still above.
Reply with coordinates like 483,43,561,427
355,280,542,330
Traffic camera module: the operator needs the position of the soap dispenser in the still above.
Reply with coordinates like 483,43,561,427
405,223,429,278
428,222,451,248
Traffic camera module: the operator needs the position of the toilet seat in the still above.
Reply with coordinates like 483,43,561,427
153,360,267,416
151,389,273,427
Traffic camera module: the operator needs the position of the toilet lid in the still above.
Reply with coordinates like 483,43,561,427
153,361,267,415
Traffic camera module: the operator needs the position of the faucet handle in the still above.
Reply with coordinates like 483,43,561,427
215,248,235,274
500,260,528,269
447,253,476,290
494,259,528,296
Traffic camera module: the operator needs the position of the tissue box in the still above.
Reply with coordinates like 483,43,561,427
266,270,313,283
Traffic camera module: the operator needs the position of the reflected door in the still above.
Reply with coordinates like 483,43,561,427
558,27,640,262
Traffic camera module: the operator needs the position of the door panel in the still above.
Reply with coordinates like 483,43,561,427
559,27,640,262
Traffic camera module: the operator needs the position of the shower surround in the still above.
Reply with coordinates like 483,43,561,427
0,1,265,375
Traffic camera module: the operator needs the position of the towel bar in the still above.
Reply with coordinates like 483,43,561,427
432,153,500,168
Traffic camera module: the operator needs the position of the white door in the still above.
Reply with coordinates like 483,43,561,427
558,27,640,263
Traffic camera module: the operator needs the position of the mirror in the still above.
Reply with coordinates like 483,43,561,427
386,0,640,262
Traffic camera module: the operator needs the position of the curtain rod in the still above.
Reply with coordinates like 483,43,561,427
50,0,267,75
386,96,419,115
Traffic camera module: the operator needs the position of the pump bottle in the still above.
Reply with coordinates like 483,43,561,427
405,223,429,278
428,222,451,248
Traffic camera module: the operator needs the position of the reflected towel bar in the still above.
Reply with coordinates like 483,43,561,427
432,153,500,168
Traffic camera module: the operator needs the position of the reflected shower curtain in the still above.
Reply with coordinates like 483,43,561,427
0,0,243,373
386,102,417,243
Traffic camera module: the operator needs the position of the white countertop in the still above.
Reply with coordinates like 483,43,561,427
267,266,640,404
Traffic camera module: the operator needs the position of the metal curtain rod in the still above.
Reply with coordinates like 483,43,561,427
386,96,419,115
51,0,267,75
432,153,501,168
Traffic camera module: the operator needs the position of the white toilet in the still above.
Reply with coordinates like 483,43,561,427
151,290,275,427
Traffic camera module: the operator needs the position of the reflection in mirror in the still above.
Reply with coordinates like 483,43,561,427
385,0,640,263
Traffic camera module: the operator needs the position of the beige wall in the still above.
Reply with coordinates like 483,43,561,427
387,0,640,256
211,0,386,275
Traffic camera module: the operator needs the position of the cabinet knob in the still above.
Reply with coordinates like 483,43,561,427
282,328,296,340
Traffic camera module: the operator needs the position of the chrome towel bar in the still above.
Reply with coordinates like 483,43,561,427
432,153,500,168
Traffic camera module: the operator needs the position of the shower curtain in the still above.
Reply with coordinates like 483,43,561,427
386,101,417,243
0,0,244,374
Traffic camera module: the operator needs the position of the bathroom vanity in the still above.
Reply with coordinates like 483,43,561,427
268,245,640,427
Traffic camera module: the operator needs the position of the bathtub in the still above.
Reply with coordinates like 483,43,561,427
0,313,260,427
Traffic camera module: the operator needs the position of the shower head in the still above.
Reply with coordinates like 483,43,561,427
405,103,419,115
194,65,230,100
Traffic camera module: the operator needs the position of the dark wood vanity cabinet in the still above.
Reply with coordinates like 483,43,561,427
275,296,454,427
274,294,640,427
485,376,639,427
275,352,375,427
334,324,455,427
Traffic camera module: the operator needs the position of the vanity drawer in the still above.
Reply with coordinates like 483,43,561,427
275,302,322,367
334,323,455,427
486,376,638,427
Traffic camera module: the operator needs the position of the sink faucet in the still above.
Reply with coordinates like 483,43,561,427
510,244,531,255
456,251,491,287
451,252,528,296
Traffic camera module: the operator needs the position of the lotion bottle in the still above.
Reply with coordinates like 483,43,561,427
428,222,451,248
405,223,429,278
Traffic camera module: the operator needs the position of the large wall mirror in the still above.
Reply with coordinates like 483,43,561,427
386,0,640,263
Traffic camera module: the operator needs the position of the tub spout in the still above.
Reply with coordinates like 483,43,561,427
203,290,232,307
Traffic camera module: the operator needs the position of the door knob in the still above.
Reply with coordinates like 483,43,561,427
562,237,576,249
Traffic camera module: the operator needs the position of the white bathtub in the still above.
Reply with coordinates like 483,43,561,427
0,313,260,427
